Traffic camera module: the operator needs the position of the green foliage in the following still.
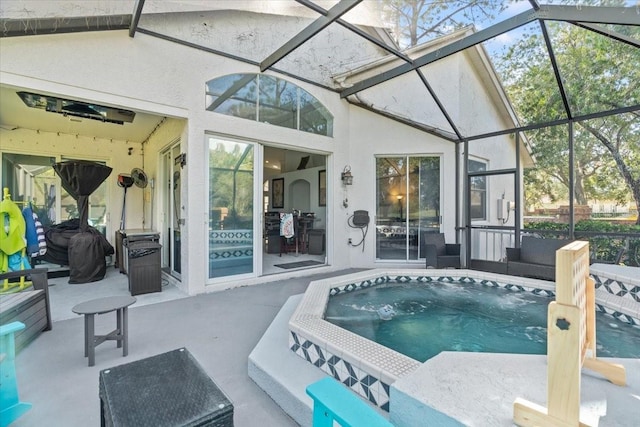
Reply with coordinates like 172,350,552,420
208,140,254,229
523,221,567,231
496,13,640,222
575,220,640,234
524,220,640,266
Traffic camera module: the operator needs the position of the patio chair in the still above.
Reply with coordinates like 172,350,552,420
423,233,460,269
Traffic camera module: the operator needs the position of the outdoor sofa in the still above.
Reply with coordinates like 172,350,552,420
506,236,571,281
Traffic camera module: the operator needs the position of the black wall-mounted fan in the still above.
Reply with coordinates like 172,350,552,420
131,168,148,188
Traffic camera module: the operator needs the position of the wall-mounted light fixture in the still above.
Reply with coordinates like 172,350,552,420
341,165,353,185
397,195,404,220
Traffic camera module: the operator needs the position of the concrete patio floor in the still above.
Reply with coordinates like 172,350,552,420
10,265,640,426
12,268,363,427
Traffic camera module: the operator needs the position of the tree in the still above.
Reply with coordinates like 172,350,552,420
497,20,640,223
381,0,506,48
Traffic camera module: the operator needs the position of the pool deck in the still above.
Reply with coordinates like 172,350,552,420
590,263,640,286
391,352,640,426
11,268,364,427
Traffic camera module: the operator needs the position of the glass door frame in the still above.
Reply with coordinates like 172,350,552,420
205,133,262,284
375,154,443,262
159,140,182,279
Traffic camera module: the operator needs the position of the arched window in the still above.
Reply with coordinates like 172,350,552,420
205,73,333,137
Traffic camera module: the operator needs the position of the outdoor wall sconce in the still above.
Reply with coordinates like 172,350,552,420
341,166,353,185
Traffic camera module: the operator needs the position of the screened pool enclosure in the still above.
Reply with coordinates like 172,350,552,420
1,1,638,276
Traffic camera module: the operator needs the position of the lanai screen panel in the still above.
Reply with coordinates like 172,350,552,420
273,20,396,89
137,6,321,64
351,69,457,139
545,21,640,118
521,127,570,220
419,21,564,139
485,21,568,132
417,47,508,138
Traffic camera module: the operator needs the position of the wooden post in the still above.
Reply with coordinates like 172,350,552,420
513,241,626,427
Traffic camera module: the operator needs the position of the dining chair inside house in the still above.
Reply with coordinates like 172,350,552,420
279,213,298,256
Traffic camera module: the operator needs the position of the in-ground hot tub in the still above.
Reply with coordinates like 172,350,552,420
288,269,640,412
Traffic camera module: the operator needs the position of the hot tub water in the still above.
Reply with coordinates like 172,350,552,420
325,280,640,362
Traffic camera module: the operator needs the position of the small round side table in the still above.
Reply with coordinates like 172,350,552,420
72,296,136,367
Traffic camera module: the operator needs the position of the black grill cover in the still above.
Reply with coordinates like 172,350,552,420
53,160,112,232
68,232,109,284
48,161,114,283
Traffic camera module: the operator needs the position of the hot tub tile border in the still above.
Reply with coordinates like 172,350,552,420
290,269,640,412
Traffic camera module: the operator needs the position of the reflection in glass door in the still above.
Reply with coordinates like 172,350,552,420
161,143,182,277
2,153,57,226
208,136,254,279
376,156,440,261
1,153,108,234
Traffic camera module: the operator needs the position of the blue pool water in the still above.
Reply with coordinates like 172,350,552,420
325,280,640,362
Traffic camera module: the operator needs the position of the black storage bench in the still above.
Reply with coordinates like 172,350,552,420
99,348,233,426
0,268,52,353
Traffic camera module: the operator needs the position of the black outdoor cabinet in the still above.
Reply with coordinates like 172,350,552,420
117,229,160,274
127,240,162,296
264,212,281,254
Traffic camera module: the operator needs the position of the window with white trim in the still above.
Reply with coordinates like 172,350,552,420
469,159,487,221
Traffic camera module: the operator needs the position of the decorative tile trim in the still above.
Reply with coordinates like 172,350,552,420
592,274,639,303
289,269,640,412
290,331,391,410
209,229,253,260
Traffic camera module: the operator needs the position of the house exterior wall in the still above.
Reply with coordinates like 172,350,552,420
0,14,520,293
344,106,456,268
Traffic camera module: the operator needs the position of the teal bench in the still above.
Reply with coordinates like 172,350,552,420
306,377,393,427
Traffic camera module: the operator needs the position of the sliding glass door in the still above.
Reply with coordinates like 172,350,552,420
160,143,182,277
376,156,441,261
207,136,255,279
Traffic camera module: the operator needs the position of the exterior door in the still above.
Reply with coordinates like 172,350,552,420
376,156,441,261
207,136,255,280
161,142,182,277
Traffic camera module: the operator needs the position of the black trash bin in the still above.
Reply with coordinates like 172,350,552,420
127,241,162,296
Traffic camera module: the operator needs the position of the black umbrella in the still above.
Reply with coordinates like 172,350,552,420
53,160,113,232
